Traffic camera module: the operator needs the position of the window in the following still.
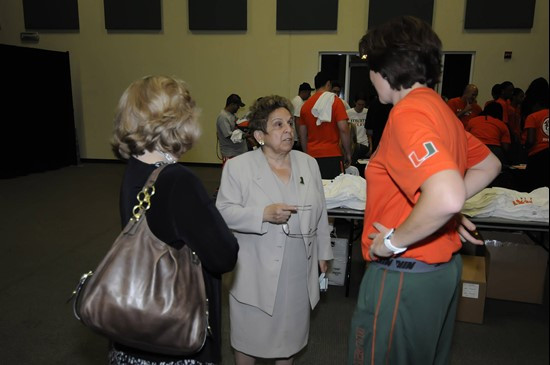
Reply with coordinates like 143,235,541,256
319,52,376,108
320,51,475,104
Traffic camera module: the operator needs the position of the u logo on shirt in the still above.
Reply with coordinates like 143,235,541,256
408,141,438,168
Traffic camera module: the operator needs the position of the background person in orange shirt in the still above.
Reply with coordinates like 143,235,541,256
524,86,549,191
446,84,482,126
348,16,501,365
495,81,515,126
485,83,502,108
521,77,549,132
509,88,525,138
299,71,352,179
506,87,526,165
466,102,511,165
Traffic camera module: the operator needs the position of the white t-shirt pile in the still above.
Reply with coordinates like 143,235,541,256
323,174,366,210
347,107,369,147
462,187,549,222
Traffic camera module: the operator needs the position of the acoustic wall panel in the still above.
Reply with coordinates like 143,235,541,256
277,0,338,31
104,0,162,30
464,0,536,29
23,0,79,30
188,0,247,31
367,0,434,29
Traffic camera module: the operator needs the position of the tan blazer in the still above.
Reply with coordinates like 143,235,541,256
216,149,333,315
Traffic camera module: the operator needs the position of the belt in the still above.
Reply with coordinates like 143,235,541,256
370,257,451,273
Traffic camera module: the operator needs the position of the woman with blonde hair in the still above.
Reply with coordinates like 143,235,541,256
110,75,239,365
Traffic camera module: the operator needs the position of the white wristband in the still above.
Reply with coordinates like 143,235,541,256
383,228,407,254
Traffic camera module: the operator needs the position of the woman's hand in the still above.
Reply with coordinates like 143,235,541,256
367,222,395,259
319,260,329,273
263,203,297,224
456,214,484,245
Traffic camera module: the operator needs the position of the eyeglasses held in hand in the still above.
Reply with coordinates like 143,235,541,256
282,223,317,238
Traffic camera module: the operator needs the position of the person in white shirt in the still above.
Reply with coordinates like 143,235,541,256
216,94,248,165
291,82,314,150
347,94,371,159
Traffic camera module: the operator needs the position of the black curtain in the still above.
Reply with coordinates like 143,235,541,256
1,44,78,178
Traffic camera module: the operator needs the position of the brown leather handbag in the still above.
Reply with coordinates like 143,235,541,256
70,164,210,356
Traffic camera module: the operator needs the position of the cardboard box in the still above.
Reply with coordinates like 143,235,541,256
481,230,548,304
456,254,487,324
327,237,349,286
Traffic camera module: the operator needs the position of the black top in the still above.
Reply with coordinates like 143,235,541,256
114,157,239,364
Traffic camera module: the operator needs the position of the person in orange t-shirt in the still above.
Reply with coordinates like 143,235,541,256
494,81,515,126
348,16,501,365
508,88,525,141
446,84,482,126
467,102,511,164
484,83,501,108
299,71,351,179
524,107,549,190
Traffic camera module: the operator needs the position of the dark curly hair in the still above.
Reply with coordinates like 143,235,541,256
482,101,504,120
248,95,293,134
359,16,442,90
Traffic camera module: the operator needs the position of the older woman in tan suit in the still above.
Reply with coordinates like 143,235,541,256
216,95,333,365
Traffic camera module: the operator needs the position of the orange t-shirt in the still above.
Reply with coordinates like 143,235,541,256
495,98,509,124
446,97,481,126
299,91,349,158
466,115,511,146
362,88,489,264
524,109,549,156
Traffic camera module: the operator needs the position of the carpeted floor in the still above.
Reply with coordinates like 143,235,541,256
0,162,547,364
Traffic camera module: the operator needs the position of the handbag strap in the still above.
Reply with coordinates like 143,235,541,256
131,163,173,221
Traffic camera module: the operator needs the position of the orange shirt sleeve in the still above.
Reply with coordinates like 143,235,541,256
332,98,349,122
465,132,491,169
524,112,537,129
446,98,460,112
385,110,460,201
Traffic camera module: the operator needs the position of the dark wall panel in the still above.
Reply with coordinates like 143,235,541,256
368,0,434,29
104,0,162,30
188,0,247,31
23,0,79,30
465,0,536,29
277,0,338,31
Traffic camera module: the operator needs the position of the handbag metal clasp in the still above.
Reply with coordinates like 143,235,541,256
191,251,200,265
67,270,93,321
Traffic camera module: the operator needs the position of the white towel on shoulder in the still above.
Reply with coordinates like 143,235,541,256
312,92,335,126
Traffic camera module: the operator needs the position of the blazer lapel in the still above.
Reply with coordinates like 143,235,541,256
290,151,315,235
252,149,284,204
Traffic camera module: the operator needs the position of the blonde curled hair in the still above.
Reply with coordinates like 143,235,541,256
111,75,201,160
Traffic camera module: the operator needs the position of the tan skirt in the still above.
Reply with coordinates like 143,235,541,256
229,235,310,358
